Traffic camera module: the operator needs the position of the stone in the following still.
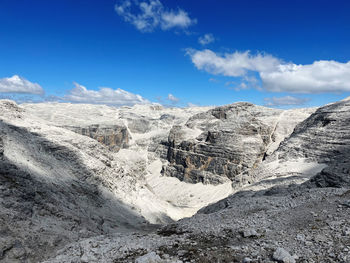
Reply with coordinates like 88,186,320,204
272,248,296,263
135,252,162,263
242,228,259,238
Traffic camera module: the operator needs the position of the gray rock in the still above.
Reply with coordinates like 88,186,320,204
66,124,130,152
309,162,350,188
242,228,259,238
162,103,312,186
272,248,296,263
163,103,282,185
135,252,162,263
274,99,350,164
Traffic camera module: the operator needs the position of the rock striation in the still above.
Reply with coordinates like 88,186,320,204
162,103,313,186
273,98,350,163
65,124,130,151
267,98,350,190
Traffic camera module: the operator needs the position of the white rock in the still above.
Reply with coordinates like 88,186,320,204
135,252,162,263
273,248,296,263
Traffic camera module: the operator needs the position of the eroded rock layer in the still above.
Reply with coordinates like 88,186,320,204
275,98,350,163
162,103,312,185
66,124,130,151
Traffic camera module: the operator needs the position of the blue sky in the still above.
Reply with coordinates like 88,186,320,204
0,0,350,107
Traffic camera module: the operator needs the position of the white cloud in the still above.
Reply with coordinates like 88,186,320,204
161,10,194,30
198,34,215,45
187,102,198,107
115,0,196,32
167,93,179,103
186,49,350,93
64,82,149,106
260,61,350,93
186,49,280,77
0,75,44,95
264,96,310,107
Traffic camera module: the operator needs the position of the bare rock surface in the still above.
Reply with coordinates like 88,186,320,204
65,124,130,151
273,98,350,164
1,98,349,263
0,101,152,262
46,184,350,262
162,103,313,186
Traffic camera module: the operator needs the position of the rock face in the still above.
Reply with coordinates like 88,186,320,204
162,103,312,186
267,98,350,190
66,124,130,151
274,98,350,163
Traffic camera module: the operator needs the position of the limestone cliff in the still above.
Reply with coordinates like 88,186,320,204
162,102,313,185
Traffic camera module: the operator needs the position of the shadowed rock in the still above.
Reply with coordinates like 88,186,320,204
65,124,130,151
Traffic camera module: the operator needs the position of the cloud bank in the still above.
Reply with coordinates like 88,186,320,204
0,75,44,95
115,0,196,32
186,49,350,93
64,82,149,106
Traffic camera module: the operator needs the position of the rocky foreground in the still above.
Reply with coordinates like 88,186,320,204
0,98,349,262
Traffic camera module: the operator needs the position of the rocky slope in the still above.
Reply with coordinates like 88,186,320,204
274,97,350,163
0,101,151,262
1,98,349,262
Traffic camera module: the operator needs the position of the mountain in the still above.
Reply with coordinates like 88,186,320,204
0,99,349,262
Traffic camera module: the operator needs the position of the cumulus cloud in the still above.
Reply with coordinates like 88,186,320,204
186,49,350,93
264,96,310,107
115,0,196,32
0,75,44,95
167,93,179,103
260,61,350,93
198,34,215,45
64,82,149,106
186,49,280,77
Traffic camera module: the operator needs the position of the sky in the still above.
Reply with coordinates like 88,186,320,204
0,0,350,108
